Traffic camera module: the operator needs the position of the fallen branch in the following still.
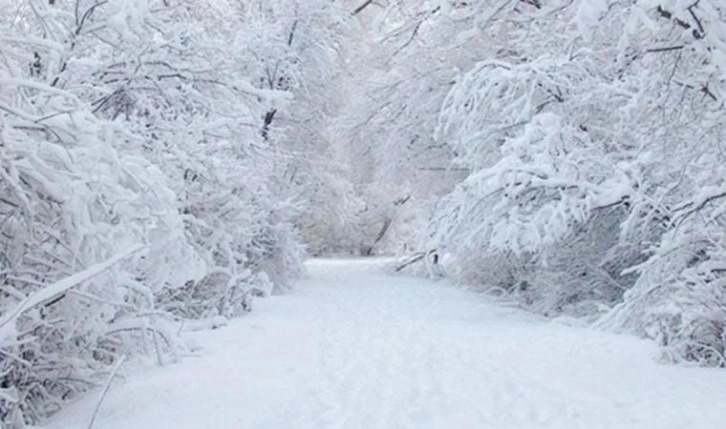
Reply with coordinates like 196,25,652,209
395,252,426,272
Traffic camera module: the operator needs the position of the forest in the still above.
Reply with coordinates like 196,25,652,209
2,0,726,427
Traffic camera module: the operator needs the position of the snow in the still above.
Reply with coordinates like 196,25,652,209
575,0,608,41
43,259,726,429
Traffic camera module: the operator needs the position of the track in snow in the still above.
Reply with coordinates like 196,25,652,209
46,259,726,429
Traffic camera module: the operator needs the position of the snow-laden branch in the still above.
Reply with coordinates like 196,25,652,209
0,246,144,344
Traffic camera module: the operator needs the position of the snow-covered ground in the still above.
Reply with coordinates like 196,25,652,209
44,259,726,429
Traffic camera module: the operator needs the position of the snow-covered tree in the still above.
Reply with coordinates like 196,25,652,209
233,0,364,257
330,0,487,255
430,0,726,365
0,0,324,424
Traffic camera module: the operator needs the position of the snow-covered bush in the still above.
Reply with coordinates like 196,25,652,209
429,0,726,365
0,0,314,425
598,225,726,366
71,0,305,298
0,62,202,427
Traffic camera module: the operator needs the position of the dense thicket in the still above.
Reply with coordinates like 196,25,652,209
0,1,351,426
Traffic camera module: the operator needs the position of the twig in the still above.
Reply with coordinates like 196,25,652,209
645,45,684,54
352,0,374,15
687,1,705,37
87,355,126,429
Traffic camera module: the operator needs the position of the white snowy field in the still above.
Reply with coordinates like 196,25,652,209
44,259,726,429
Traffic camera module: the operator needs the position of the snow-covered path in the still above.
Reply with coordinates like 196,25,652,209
46,259,726,429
